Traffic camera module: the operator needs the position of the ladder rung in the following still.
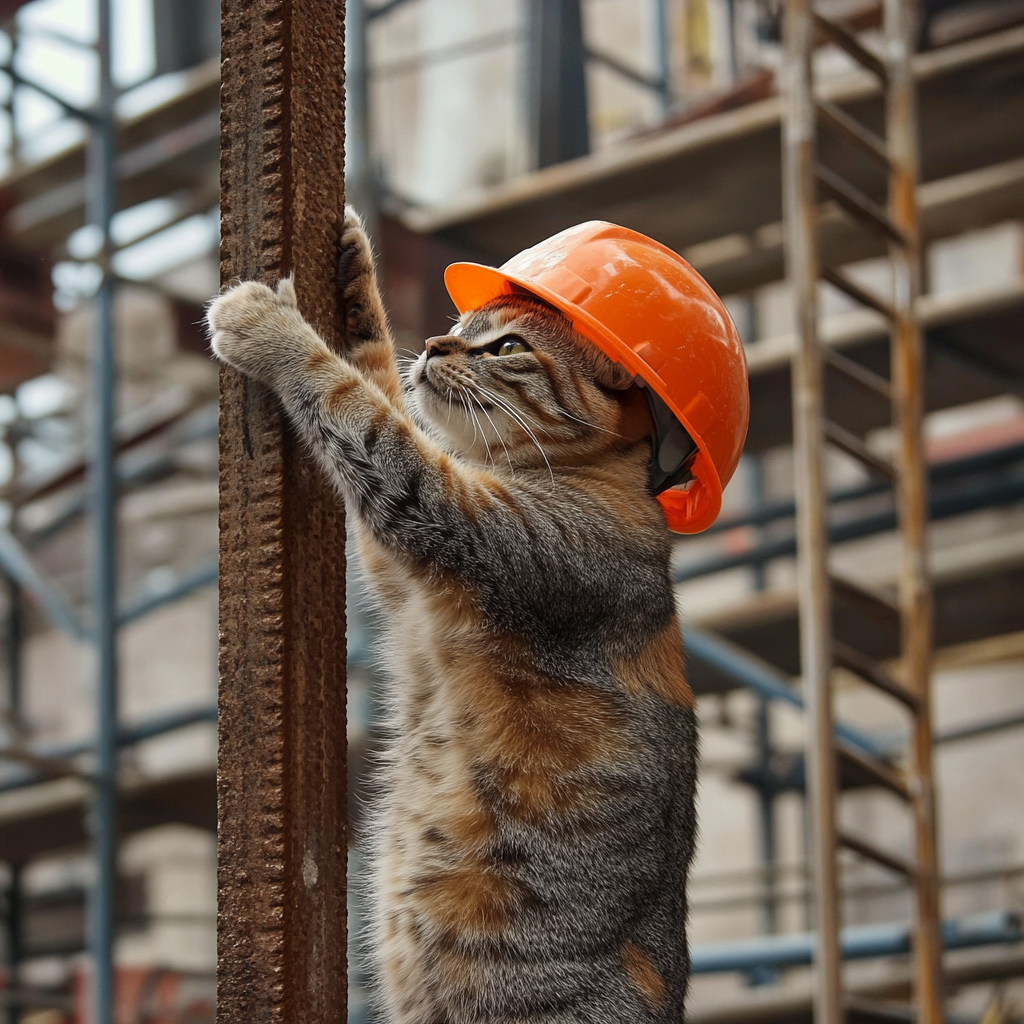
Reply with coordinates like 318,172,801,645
817,100,891,167
831,575,901,622
833,640,919,710
839,743,911,799
838,830,916,877
825,420,897,480
822,346,893,401
844,997,916,1023
821,266,898,322
813,12,889,83
816,163,909,247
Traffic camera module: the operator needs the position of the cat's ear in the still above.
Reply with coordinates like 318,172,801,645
593,354,636,391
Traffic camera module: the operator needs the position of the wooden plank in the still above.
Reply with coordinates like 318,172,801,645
217,3,348,1023
781,0,844,1014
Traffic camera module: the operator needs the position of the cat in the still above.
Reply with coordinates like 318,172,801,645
207,207,698,1024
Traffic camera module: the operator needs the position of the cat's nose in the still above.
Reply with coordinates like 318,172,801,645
425,336,457,359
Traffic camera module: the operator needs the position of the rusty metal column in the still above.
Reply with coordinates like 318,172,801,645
884,0,943,1017
217,4,348,1023
781,0,843,1019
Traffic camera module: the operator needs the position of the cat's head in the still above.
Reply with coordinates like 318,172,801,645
408,294,656,473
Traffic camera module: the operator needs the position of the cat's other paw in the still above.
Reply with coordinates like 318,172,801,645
337,206,375,296
207,277,308,382
337,206,385,345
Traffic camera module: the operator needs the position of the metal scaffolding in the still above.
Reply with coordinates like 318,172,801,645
781,0,942,1017
2,1,1024,1022
0,4,220,1022
88,3,120,1020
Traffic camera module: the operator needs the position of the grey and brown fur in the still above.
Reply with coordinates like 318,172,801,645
208,207,698,1024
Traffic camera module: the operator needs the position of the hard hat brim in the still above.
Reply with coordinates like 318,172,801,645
444,261,723,534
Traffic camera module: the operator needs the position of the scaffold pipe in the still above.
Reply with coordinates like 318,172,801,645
690,911,1023,974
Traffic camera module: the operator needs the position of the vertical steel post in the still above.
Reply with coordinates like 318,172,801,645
86,0,119,1021
4,578,21,725
781,0,842,1018
345,0,376,232
884,0,943,1017
3,574,22,1024
755,698,778,936
527,0,591,168
749,454,778,938
4,865,22,1024
217,3,348,1023
653,0,673,116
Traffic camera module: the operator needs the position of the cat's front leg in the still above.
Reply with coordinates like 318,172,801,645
209,277,509,566
336,206,406,408
208,276,420,521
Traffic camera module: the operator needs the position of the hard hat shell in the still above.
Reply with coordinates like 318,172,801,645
444,221,750,533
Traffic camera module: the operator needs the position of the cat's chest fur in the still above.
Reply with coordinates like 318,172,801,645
358,487,696,1023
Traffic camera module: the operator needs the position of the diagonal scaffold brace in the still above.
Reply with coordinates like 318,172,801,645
218,3,348,1022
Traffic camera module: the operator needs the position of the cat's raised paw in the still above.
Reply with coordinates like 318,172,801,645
207,277,305,381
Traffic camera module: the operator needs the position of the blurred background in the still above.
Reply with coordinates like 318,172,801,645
0,0,1023,1021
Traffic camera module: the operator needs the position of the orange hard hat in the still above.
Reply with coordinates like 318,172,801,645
444,221,750,533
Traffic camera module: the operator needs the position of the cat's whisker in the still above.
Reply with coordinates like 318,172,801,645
456,389,493,466
481,383,551,435
465,398,495,467
469,391,516,474
557,408,625,438
456,392,479,447
474,384,554,487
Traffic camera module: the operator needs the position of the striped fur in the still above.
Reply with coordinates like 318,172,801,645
208,208,697,1024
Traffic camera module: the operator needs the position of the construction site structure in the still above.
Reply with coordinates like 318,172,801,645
782,0,942,1017
0,1,1023,1023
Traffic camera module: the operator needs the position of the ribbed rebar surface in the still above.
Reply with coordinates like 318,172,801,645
217,3,348,1021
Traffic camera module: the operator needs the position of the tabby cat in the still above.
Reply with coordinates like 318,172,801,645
207,207,698,1024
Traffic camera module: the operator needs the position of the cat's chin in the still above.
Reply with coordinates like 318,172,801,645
409,388,479,460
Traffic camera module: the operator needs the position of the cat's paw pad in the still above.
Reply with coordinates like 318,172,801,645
207,277,300,375
337,206,376,298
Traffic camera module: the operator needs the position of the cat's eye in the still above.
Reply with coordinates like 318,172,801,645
498,340,528,357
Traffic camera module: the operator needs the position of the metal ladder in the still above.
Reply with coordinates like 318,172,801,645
781,0,943,1019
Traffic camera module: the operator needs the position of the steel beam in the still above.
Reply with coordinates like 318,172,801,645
218,3,348,1023
527,0,590,168
86,1,119,1021
684,626,884,756
674,471,1024,582
0,531,88,641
